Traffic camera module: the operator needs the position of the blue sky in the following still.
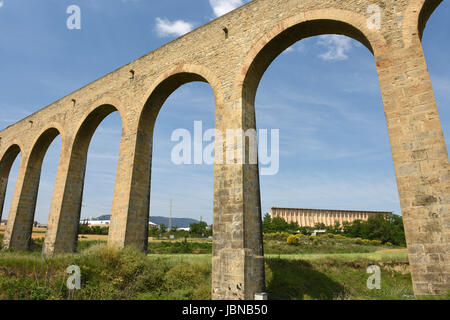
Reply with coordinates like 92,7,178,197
0,0,449,225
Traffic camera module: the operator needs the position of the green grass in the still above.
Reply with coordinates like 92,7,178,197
0,245,212,300
147,252,418,300
0,240,448,300
147,241,211,254
264,257,413,300
265,251,408,262
264,241,387,254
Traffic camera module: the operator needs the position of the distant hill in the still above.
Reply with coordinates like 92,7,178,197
94,215,200,229
149,216,200,229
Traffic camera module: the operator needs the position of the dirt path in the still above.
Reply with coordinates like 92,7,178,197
375,248,408,253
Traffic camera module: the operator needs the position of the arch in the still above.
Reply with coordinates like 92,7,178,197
236,9,387,104
228,8,394,299
45,103,124,254
420,0,450,152
72,104,121,153
0,144,21,221
28,126,63,165
0,145,21,181
418,0,443,39
3,128,61,250
137,64,223,121
135,65,221,177
403,0,443,48
107,65,220,252
72,96,126,148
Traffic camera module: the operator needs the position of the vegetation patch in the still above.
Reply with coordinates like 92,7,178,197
262,212,406,246
0,245,448,300
147,241,212,254
0,245,211,300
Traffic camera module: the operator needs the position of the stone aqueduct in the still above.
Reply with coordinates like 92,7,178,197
0,0,448,299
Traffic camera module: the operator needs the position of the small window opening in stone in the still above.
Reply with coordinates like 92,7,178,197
130,69,135,80
223,27,229,39
72,99,76,106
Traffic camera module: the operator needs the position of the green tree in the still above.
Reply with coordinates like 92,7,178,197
298,226,314,235
262,213,299,233
314,222,326,230
340,213,406,246
262,213,273,233
190,221,208,237
78,223,109,235
326,221,342,234
148,225,160,237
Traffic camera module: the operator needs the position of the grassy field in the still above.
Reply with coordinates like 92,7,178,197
0,231,448,300
145,250,415,300
0,227,211,242
0,243,447,300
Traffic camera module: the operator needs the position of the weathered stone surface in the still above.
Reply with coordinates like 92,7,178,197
0,0,448,298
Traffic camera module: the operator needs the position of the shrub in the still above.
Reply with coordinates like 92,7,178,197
164,263,208,290
286,235,300,245
263,232,290,242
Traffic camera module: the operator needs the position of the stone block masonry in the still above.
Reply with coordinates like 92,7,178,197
0,0,447,298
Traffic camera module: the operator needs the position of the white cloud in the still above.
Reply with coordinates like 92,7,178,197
284,47,294,53
283,41,310,55
430,74,450,95
317,35,353,61
155,17,194,38
209,0,245,17
0,1,4,8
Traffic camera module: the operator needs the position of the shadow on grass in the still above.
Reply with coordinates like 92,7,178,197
265,258,347,300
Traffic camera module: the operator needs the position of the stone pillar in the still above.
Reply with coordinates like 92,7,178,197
376,39,449,295
4,129,58,250
4,162,44,250
0,177,7,221
43,148,74,255
0,145,20,221
43,142,88,255
2,158,30,250
212,89,264,300
43,106,117,255
108,125,151,252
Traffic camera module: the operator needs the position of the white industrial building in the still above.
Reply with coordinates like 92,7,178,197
81,218,158,227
